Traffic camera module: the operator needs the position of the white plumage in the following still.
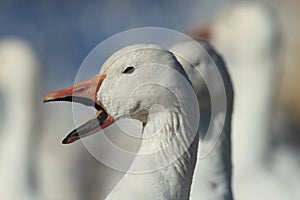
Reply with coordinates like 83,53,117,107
0,38,40,200
188,2,288,200
170,40,234,200
45,42,234,200
100,44,199,200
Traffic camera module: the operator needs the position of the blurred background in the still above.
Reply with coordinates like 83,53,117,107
0,0,299,199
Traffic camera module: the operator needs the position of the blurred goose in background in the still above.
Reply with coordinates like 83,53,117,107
187,2,291,199
0,38,41,200
44,43,234,200
170,40,234,200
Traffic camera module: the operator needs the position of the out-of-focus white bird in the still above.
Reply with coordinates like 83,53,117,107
170,40,234,200
43,43,234,200
0,38,41,200
187,2,290,200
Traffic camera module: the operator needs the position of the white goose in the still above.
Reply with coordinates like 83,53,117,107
44,43,233,199
170,40,234,200
0,38,40,200
188,2,287,200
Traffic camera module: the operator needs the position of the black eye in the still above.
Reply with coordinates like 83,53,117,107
122,66,135,74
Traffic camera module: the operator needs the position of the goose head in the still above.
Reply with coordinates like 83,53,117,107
44,44,193,144
0,38,39,131
0,38,39,96
187,3,278,65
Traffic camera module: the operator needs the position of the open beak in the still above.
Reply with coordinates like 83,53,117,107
44,74,115,144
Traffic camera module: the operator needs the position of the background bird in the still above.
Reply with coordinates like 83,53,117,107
0,38,41,200
170,40,234,200
187,2,294,199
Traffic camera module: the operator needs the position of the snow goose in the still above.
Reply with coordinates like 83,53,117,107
187,2,287,200
44,42,234,199
44,44,201,200
170,40,234,200
0,38,40,200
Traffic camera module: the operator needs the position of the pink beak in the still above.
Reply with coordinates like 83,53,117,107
44,74,115,144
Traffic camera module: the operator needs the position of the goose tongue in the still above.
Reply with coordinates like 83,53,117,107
44,74,115,144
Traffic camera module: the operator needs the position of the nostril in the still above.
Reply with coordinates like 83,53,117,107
74,87,85,93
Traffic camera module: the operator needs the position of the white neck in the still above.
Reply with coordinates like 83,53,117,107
190,108,233,200
0,89,38,200
106,110,199,200
170,41,234,200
